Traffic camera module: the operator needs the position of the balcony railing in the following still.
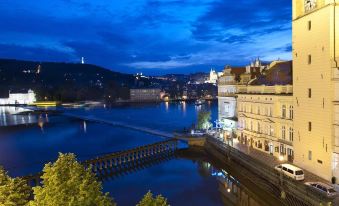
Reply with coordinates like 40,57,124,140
218,80,238,85
218,92,237,97
236,85,293,95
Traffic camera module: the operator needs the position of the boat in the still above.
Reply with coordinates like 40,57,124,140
195,99,205,105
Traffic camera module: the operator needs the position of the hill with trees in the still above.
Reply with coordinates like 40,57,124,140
0,59,138,102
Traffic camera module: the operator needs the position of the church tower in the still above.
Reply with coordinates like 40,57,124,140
293,0,339,181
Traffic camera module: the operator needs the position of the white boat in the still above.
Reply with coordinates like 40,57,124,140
195,99,205,105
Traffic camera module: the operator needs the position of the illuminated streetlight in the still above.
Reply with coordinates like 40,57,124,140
279,155,284,162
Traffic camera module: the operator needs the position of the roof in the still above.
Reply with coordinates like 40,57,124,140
250,61,292,86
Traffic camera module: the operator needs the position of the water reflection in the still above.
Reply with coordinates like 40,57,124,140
83,121,87,133
38,115,44,132
0,106,38,126
201,161,272,206
165,102,169,112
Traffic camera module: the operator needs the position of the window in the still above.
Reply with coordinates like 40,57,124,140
269,125,273,136
280,144,285,155
257,122,261,133
282,105,286,118
308,88,312,98
289,128,294,142
289,106,293,119
269,107,273,117
308,55,312,64
308,21,311,30
308,151,312,160
282,126,286,140
308,122,312,131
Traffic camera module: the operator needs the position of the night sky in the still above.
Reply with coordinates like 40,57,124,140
0,0,292,75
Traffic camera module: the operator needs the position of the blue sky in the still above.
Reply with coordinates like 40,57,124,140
0,0,292,75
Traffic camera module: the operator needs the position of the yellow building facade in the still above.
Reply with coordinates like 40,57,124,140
293,0,339,181
237,85,294,161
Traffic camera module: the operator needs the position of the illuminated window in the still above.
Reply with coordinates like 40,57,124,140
308,88,312,98
308,122,312,131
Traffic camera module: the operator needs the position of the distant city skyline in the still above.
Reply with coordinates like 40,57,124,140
0,0,292,75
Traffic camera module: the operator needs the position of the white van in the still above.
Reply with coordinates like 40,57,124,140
274,163,305,181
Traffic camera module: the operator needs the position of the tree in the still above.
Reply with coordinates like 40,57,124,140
197,110,212,130
0,166,31,206
29,153,115,206
137,191,169,206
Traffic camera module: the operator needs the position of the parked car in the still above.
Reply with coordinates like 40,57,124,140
190,129,205,136
305,182,337,197
274,163,305,181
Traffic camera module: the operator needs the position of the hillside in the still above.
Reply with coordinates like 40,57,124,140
0,59,137,102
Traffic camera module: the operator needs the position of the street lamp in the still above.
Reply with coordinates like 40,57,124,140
279,155,286,199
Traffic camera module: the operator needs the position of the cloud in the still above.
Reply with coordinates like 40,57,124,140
0,0,292,74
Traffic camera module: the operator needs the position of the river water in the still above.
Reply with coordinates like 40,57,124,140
0,102,278,206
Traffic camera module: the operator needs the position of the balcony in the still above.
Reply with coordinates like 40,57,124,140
218,80,238,85
218,92,237,97
236,85,293,95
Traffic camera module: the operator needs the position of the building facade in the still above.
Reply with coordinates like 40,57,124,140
237,85,294,161
293,0,339,181
217,60,269,133
0,90,36,105
130,88,161,102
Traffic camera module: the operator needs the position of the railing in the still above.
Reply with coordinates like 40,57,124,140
236,85,293,95
23,139,178,186
206,137,334,206
218,92,237,97
218,80,238,85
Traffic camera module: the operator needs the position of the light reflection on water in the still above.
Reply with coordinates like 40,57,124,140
0,102,278,206
0,107,38,126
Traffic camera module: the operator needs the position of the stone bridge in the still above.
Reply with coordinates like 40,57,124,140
23,139,178,186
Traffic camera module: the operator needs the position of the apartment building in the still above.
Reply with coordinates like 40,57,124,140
237,61,294,161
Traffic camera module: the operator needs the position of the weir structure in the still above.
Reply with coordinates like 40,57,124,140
23,139,178,186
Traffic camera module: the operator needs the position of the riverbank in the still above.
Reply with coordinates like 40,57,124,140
194,136,336,206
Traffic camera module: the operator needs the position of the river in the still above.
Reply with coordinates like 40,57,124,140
0,101,279,206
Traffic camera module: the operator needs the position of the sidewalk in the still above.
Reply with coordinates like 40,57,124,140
228,139,330,184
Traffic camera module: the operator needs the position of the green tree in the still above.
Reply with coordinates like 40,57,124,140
197,110,212,130
29,153,115,206
137,191,169,206
0,166,31,206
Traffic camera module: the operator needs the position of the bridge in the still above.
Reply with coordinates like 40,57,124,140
24,139,178,186
63,112,174,138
